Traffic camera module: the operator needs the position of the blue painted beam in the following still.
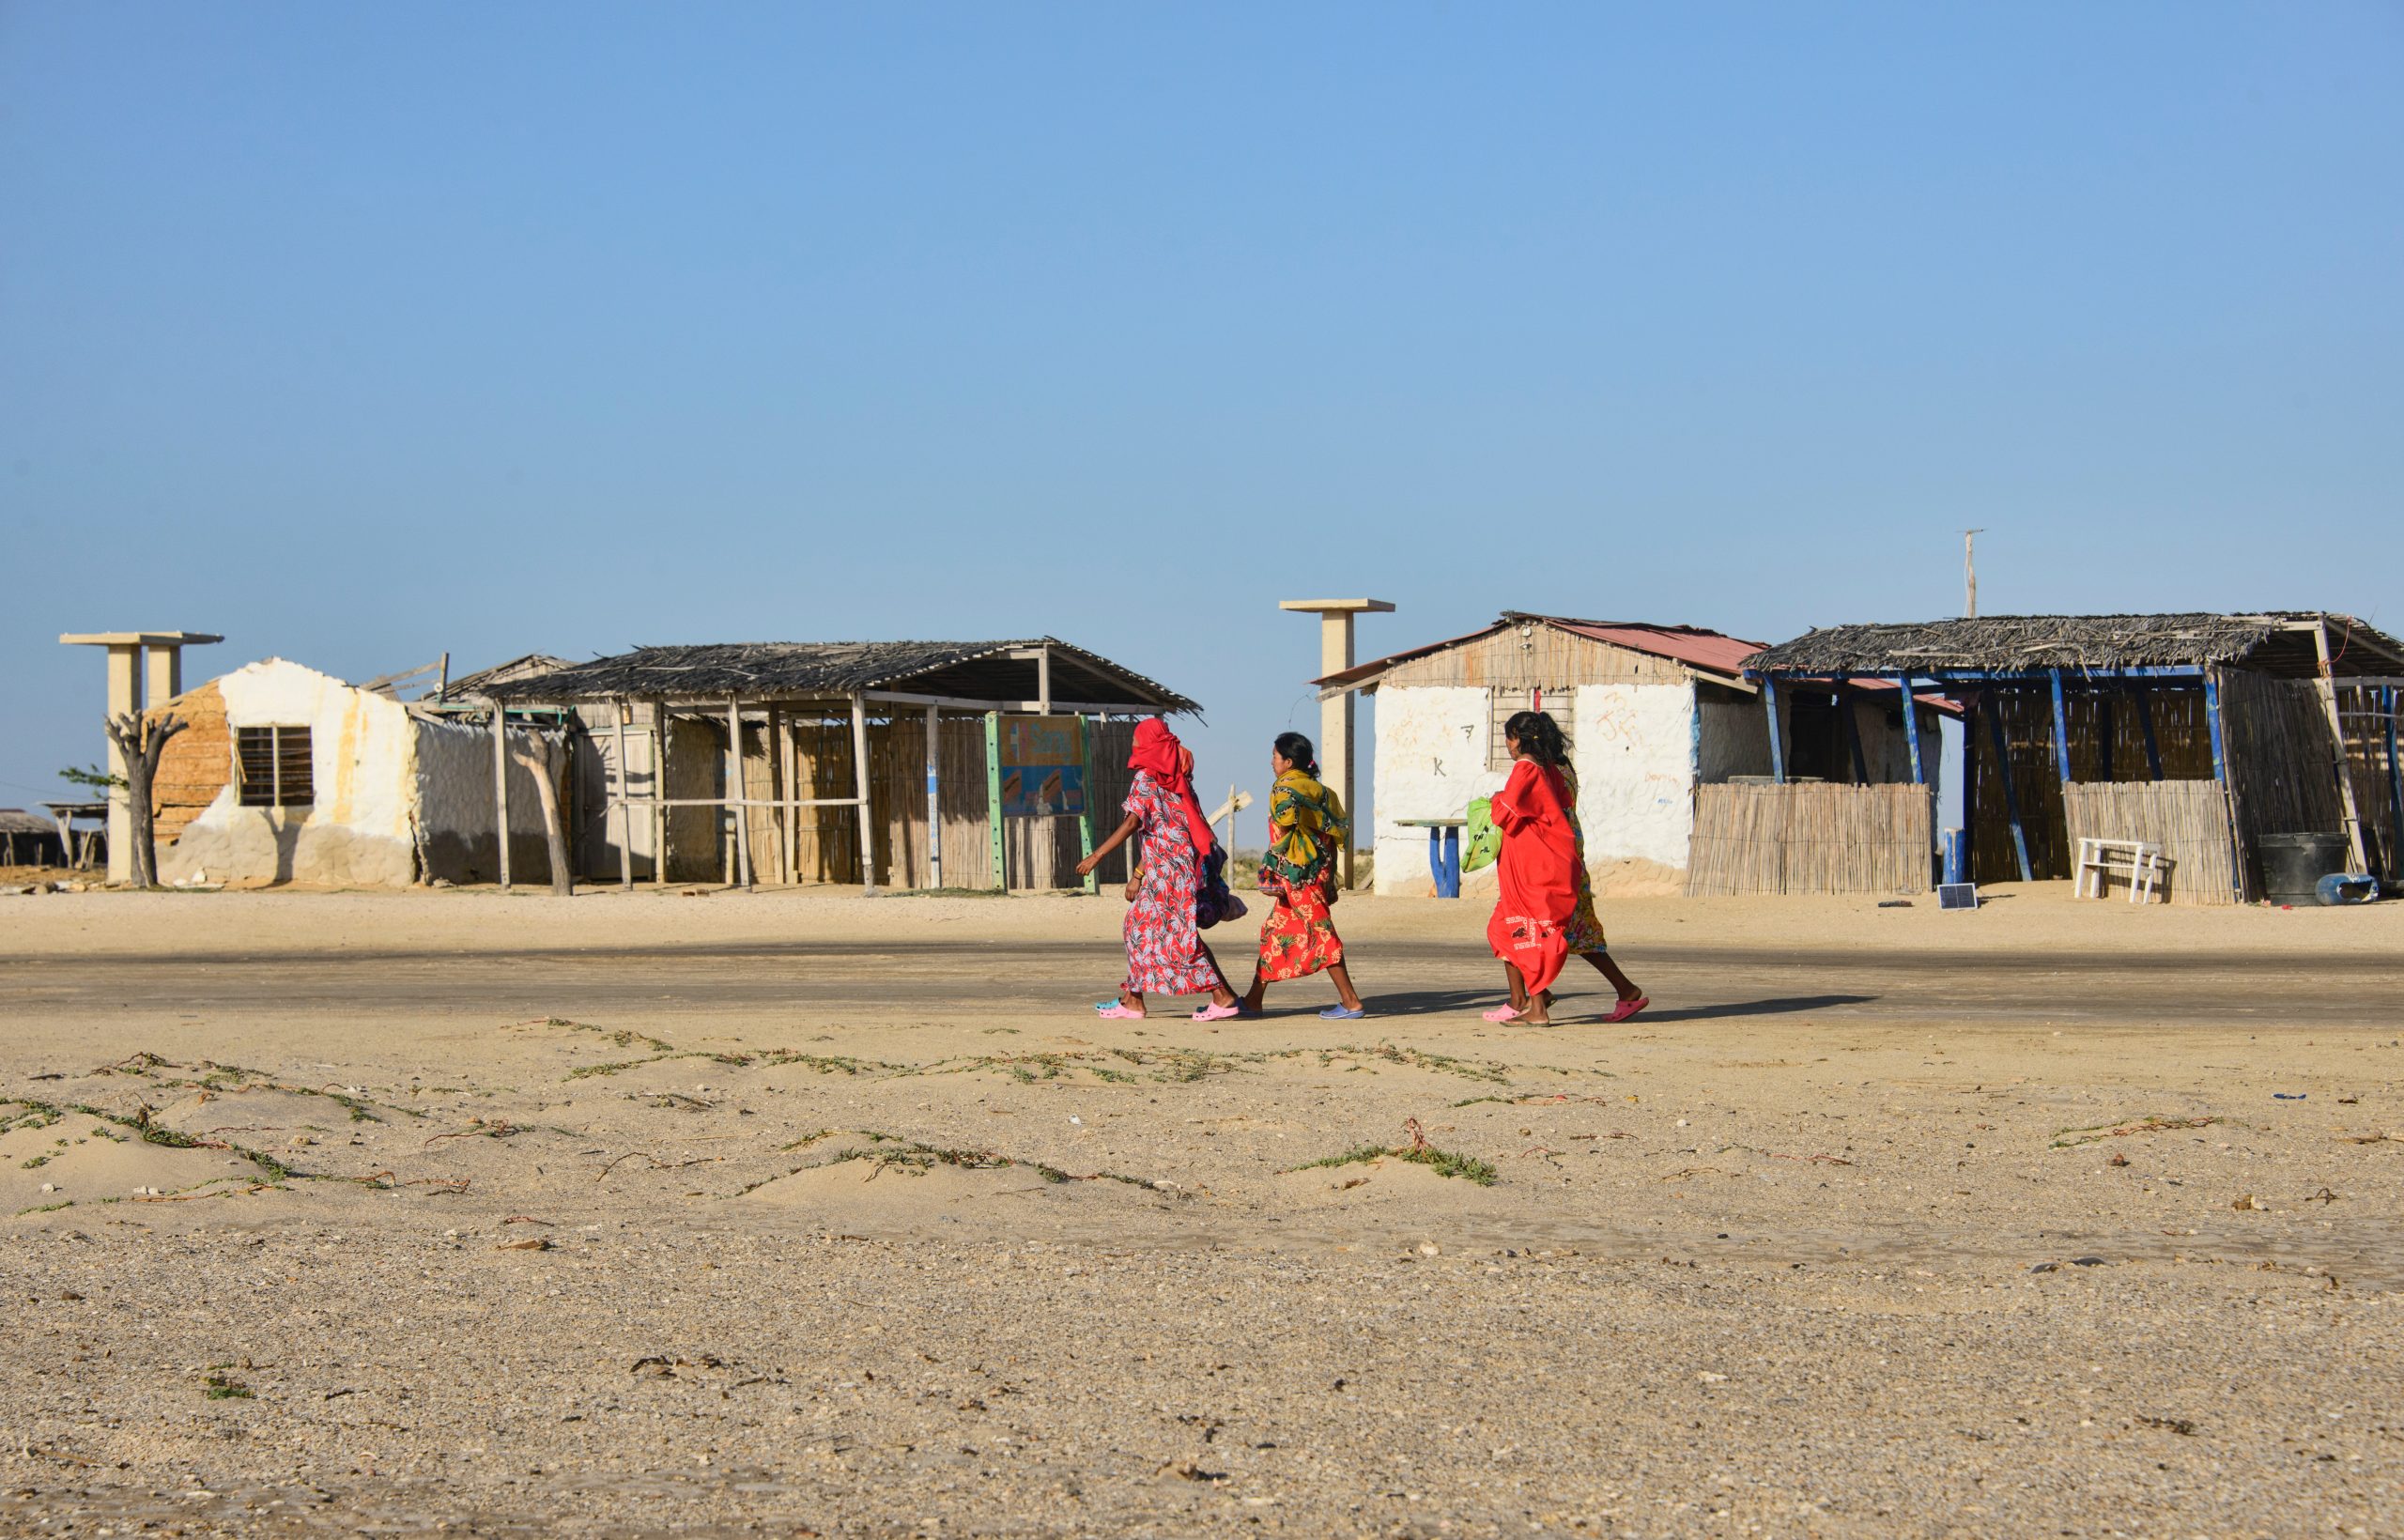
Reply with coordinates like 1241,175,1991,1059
2205,674,2242,901
1984,695,2034,882
1764,680,1786,784
2134,687,2164,779
1899,675,1925,786
1841,688,1870,785
2048,670,2074,785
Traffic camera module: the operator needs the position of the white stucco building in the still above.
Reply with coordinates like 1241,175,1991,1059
1318,613,1944,897
145,658,558,887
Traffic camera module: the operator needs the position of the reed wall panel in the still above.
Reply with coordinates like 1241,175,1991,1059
2059,780,2237,905
1687,783,1933,897
1381,629,1692,691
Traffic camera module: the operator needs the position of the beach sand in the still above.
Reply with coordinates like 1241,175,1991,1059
2,883,2398,1535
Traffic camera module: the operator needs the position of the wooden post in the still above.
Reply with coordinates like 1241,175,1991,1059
652,699,672,886
1763,679,1785,784
728,697,753,890
2205,672,2244,901
765,703,786,885
985,710,1006,892
2047,669,2074,787
778,709,799,885
2385,685,2402,882
489,699,512,891
924,704,943,890
1076,714,1097,896
512,730,574,897
2310,621,2371,872
1898,678,1924,785
1037,648,1052,715
1983,695,2032,882
1840,688,1869,784
849,693,876,894
612,700,633,891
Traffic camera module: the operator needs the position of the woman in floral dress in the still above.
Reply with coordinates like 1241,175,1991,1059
1074,719,1240,1021
1241,733,1367,1020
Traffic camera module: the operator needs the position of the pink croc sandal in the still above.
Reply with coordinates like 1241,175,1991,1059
1192,1001,1241,1023
1604,995,1649,1024
1095,1003,1145,1020
1481,1005,1525,1024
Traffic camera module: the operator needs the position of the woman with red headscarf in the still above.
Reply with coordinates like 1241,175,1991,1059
1074,718,1241,1020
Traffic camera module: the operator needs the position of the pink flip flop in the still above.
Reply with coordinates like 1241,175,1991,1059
1604,996,1649,1024
1481,1005,1525,1024
1192,1002,1241,1023
1095,1003,1145,1020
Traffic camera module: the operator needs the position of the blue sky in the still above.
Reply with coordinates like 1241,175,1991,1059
3,4,2398,843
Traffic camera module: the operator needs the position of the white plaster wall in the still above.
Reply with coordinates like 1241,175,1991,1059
1570,683,1697,870
416,716,566,884
1368,682,1700,894
1371,686,1506,896
158,659,419,887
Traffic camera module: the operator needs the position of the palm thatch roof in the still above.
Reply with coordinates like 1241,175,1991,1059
1748,612,2404,679
485,638,1197,713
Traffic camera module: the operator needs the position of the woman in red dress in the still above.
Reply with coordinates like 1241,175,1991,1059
1482,711,1580,1025
1074,718,1241,1021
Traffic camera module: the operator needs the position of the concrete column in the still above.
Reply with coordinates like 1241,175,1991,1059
144,645,182,708
103,645,142,884
1279,599,1395,889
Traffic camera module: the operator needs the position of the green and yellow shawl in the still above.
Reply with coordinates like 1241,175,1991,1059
1262,768,1348,888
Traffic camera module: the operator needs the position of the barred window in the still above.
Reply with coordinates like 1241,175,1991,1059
237,726,314,808
1487,687,1575,771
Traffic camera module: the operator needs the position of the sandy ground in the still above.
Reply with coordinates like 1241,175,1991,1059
2,882,2399,1538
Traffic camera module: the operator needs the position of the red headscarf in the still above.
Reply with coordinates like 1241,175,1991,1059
1128,717,1215,857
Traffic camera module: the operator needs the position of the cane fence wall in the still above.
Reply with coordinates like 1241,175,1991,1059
1687,783,1934,897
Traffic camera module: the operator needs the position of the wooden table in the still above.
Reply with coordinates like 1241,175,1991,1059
1394,817,1466,898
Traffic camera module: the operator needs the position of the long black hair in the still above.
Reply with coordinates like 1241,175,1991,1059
1272,731,1319,776
1502,710,1567,767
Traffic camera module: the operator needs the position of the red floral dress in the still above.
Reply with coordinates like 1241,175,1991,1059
1121,770,1225,997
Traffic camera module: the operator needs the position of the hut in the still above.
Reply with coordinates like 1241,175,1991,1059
140,657,561,887
1316,612,1949,897
0,809,71,868
485,639,1195,892
1742,612,2404,903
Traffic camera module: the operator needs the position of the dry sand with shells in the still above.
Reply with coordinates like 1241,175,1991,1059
2,882,2399,1537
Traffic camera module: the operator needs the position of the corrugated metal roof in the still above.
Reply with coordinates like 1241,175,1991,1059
1317,612,1768,690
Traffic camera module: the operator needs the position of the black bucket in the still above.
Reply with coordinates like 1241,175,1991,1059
2257,832,2349,905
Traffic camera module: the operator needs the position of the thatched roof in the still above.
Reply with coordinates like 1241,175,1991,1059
1748,612,2404,679
0,808,59,837
485,638,1197,713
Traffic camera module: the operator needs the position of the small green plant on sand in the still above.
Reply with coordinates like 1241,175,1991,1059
202,1367,254,1400
1286,1120,1498,1186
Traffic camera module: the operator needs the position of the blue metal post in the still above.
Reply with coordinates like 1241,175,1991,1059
2205,674,2242,901
2134,686,2163,779
2048,670,2074,786
1898,676,1925,785
1764,679,1786,784
1442,827,1461,897
1984,696,2033,882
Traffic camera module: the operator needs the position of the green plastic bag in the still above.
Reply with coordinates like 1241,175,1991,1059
1462,797,1501,874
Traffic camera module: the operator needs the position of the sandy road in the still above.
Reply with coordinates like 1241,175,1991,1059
2,887,2399,1537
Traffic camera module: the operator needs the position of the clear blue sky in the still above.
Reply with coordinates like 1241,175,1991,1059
4,4,2398,845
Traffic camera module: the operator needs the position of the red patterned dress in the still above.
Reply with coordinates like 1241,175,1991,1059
1256,769,1348,980
1121,770,1226,997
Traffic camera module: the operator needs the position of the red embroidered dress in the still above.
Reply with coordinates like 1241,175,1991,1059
1485,760,1579,995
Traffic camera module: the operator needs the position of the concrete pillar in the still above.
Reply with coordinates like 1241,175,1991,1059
144,645,182,708
1279,600,1394,888
60,631,223,886
102,645,142,884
